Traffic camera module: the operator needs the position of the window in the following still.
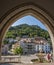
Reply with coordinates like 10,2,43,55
27,45,32,49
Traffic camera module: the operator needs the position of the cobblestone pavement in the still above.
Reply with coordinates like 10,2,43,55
0,63,54,65
1,55,38,63
0,55,54,65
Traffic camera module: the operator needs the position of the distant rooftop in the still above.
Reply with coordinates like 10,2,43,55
20,37,47,44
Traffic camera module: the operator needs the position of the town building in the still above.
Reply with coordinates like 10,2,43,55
1,44,9,55
10,42,20,53
20,37,51,54
2,37,51,55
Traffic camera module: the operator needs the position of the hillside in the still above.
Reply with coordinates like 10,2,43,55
6,24,50,41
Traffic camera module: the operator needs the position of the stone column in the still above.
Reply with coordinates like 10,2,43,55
53,39,54,62
0,39,2,61
51,35,54,62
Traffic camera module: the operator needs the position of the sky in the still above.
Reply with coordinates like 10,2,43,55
12,15,47,30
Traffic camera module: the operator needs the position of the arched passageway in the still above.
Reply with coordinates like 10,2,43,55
0,3,54,61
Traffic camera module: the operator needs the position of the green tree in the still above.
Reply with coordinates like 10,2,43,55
14,46,23,55
3,40,9,44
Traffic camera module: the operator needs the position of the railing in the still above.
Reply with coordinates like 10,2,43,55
0,56,21,63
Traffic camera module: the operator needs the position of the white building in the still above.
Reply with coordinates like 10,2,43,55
19,37,51,54
1,44,9,55
5,38,18,43
34,37,51,53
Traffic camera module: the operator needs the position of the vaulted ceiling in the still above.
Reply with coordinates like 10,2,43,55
0,0,54,19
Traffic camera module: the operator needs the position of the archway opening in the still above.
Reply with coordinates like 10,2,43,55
0,3,54,63
1,15,53,63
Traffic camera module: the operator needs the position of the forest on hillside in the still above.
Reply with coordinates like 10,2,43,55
3,24,52,50
5,24,51,42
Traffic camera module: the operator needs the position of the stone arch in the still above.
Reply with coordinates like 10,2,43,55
0,2,54,60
